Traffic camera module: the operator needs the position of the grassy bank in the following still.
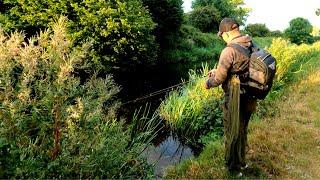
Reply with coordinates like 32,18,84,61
162,39,320,178
253,37,274,49
159,65,223,144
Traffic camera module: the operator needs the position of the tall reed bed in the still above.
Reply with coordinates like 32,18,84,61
159,65,223,143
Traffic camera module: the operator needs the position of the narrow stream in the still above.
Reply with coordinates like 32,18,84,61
143,134,193,178
114,62,210,176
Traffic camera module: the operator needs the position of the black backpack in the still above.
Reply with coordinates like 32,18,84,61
229,43,277,100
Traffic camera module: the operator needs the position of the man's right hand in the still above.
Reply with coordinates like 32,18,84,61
208,69,216,77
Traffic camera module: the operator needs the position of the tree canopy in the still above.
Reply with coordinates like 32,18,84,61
188,5,220,33
142,0,183,49
245,23,270,37
191,0,250,26
284,17,313,44
0,0,158,69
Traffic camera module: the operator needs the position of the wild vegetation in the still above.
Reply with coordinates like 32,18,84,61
0,18,153,178
163,39,320,178
159,65,224,144
0,0,157,69
1,0,319,178
245,23,283,37
158,37,274,146
284,17,314,45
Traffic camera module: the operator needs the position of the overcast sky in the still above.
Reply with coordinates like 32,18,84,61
182,0,320,31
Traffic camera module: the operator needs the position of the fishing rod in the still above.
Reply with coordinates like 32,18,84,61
122,75,207,105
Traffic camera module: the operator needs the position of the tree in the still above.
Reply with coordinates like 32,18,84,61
142,0,183,49
0,0,158,69
269,30,283,37
191,0,250,25
188,5,221,32
284,17,313,45
245,23,270,37
316,8,320,16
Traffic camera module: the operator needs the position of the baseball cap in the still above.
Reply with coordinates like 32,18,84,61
217,18,239,37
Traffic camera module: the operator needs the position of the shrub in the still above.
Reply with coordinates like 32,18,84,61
269,30,283,37
188,5,221,33
253,38,320,117
0,18,151,178
163,25,224,64
284,17,314,45
245,23,270,37
269,38,320,89
0,0,157,69
142,0,183,49
191,0,250,25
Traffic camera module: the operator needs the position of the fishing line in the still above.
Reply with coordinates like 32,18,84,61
122,75,207,105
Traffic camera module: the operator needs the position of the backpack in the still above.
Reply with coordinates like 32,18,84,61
229,43,277,100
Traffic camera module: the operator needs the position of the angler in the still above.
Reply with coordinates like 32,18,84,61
205,17,276,176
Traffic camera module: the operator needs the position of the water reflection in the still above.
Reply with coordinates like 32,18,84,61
144,134,193,178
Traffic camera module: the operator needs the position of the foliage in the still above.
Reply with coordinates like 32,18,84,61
269,30,283,37
0,0,157,68
316,8,320,16
0,18,152,178
163,25,224,64
191,0,250,25
159,65,224,144
270,39,319,84
164,38,320,179
142,0,183,49
253,37,274,49
312,26,320,37
188,5,221,33
245,23,270,37
284,17,314,45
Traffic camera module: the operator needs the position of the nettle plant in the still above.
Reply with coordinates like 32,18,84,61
0,17,149,178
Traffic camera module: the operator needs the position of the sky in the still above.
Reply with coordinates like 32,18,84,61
182,0,320,31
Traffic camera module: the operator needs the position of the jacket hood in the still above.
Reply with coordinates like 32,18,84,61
228,35,252,48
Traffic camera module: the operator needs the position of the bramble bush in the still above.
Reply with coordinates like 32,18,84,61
0,18,151,178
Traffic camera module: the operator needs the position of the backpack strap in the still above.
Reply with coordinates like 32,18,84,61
228,43,252,57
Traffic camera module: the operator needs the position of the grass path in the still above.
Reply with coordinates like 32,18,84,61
248,66,320,178
164,58,320,179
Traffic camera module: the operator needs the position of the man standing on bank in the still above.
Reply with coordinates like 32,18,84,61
205,18,258,176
